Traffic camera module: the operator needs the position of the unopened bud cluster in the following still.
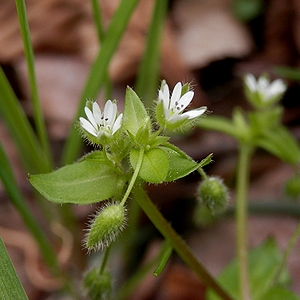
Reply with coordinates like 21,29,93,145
83,269,112,300
197,176,229,214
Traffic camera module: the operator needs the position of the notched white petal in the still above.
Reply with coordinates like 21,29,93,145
84,107,98,129
170,82,182,108
80,117,97,137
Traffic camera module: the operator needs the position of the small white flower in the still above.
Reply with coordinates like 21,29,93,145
157,82,206,128
244,74,286,108
80,100,123,139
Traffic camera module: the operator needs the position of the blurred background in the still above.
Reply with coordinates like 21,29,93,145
1,0,300,299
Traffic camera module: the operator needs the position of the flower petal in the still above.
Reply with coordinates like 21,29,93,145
104,100,117,127
182,106,206,119
84,107,98,129
170,82,182,109
175,91,194,113
112,113,123,134
245,74,256,91
92,102,102,124
80,117,97,136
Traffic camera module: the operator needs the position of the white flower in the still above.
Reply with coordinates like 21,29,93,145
157,82,206,128
244,74,286,108
80,100,123,139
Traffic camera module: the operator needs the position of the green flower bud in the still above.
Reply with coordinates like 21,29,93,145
284,175,300,201
83,268,112,300
84,202,127,252
197,176,229,214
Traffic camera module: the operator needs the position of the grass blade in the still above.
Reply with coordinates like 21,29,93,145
0,142,59,273
135,0,168,107
61,0,140,165
0,66,51,173
0,238,28,300
14,0,52,164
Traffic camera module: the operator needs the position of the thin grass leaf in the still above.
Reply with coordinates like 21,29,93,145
0,66,51,173
0,238,28,300
0,142,59,273
90,0,113,100
14,0,52,163
135,0,168,107
61,0,140,165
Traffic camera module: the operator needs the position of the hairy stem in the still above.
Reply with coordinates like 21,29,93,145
133,186,232,300
236,143,253,300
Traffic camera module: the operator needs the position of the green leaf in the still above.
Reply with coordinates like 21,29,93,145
274,66,300,82
130,148,168,183
257,125,300,165
0,238,28,299
207,238,290,300
161,144,199,182
198,115,240,139
259,287,300,300
29,151,124,204
123,87,149,137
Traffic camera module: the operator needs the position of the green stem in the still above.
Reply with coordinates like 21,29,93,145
120,148,144,207
133,186,232,300
14,0,52,164
99,246,111,275
236,143,253,300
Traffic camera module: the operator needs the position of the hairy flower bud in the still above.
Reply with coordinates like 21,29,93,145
84,202,127,252
83,269,111,300
197,176,229,214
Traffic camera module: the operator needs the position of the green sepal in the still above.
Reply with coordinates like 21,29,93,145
155,100,166,128
161,143,200,182
29,151,125,205
134,116,152,145
149,135,170,148
130,148,169,183
123,86,149,137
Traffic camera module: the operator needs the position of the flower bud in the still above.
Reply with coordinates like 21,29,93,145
83,268,111,300
197,176,229,214
84,202,127,252
284,175,300,201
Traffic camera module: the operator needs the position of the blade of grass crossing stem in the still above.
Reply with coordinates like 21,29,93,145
0,67,51,173
0,238,28,300
135,0,168,107
153,241,173,276
0,142,59,274
133,186,233,300
61,0,140,165
90,0,113,100
14,0,52,164
90,0,105,42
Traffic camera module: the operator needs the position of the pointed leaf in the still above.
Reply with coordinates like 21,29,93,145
123,87,148,136
29,151,124,204
161,144,199,182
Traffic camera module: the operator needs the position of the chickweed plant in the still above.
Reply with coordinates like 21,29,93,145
1,1,300,300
